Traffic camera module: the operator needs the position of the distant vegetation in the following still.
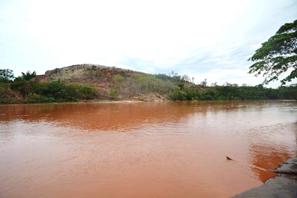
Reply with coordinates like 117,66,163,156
168,82,297,101
0,67,296,104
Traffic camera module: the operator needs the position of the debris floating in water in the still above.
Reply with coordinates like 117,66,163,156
226,156,233,160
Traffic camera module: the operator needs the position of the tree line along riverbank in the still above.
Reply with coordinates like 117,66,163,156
0,65,296,104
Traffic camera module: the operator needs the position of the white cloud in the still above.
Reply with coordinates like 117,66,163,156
190,68,262,86
0,0,296,86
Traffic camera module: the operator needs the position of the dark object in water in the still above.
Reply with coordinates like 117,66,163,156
226,156,233,160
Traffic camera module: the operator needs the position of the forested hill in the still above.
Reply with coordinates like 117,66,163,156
0,64,296,104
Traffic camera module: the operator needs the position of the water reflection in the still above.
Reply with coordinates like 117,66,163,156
249,145,290,181
0,101,289,131
248,122,297,182
0,103,196,131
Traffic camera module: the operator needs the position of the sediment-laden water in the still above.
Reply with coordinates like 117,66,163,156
0,101,296,197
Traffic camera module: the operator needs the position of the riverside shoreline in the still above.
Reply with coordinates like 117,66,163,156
234,157,297,198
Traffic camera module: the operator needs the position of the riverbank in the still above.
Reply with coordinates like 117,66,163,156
234,157,297,198
1,99,296,106
1,65,297,104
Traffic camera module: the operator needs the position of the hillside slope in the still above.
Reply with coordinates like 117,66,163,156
38,64,179,100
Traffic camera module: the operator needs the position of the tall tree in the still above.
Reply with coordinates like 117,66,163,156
21,71,36,81
249,20,297,84
0,69,14,82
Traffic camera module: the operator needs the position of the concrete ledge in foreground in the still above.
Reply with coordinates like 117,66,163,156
233,157,297,198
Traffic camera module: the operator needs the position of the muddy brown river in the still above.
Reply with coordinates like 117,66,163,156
0,101,296,198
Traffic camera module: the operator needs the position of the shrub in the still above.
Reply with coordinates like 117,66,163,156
10,79,33,98
27,93,55,103
109,88,118,99
0,69,14,82
32,81,97,101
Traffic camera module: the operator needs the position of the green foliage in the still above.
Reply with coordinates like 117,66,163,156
278,85,297,100
21,71,36,81
169,84,297,101
109,88,118,99
112,74,125,84
27,93,55,103
169,89,187,100
133,74,177,94
110,74,124,98
0,82,9,101
32,81,97,102
0,69,14,82
8,75,97,103
249,19,297,84
0,81,20,104
11,78,33,97
10,71,37,97
1,68,297,104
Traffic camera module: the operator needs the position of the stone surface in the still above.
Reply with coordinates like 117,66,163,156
275,158,297,175
234,157,297,198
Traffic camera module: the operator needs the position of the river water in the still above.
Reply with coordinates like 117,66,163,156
0,101,296,198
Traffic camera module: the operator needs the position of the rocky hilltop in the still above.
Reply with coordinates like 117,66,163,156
40,64,142,82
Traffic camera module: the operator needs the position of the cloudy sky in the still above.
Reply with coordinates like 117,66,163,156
0,0,296,86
